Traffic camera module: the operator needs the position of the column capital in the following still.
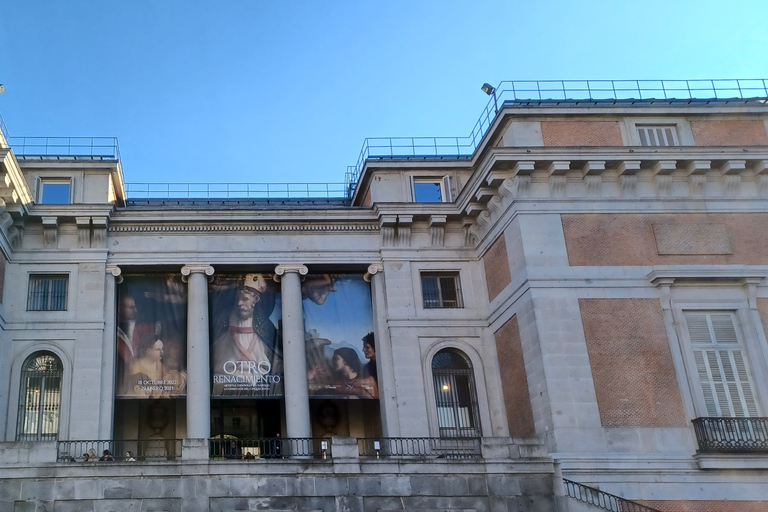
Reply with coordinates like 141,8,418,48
107,264,123,284
274,263,308,281
181,264,215,283
181,264,215,276
364,263,384,282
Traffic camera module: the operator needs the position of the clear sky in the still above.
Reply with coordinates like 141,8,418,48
1,0,767,186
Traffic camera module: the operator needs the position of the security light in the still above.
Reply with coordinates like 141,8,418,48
0,84,5,94
481,83,495,95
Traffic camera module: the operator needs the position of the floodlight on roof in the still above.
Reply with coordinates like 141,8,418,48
481,83,498,114
0,85,5,94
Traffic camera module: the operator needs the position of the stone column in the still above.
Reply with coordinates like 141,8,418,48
275,263,311,438
182,264,215,439
98,265,122,439
365,263,400,436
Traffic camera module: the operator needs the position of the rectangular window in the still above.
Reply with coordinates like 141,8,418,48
412,176,451,203
684,311,759,417
38,179,71,204
637,125,680,147
27,275,68,311
421,272,463,309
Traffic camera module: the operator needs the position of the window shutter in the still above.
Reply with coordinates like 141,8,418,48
685,312,759,417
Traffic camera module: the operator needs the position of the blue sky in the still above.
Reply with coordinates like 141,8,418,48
1,1,767,186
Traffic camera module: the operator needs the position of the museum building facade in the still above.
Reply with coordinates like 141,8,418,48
1,80,768,511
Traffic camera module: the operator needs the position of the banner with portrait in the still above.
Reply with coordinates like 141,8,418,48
302,274,377,399
209,273,283,397
115,274,188,398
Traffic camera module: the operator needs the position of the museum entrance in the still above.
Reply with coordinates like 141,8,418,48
210,399,282,439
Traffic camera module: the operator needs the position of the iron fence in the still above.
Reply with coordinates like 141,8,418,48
209,437,330,460
343,78,768,195
57,439,182,462
357,437,481,460
692,417,768,453
563,479,662,512
125,182,348,200
8,137,120,160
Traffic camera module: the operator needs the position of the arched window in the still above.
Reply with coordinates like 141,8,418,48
432,349,480,438
16,351,63,441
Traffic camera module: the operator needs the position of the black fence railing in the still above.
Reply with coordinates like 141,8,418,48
564,479,662,512
8,137,120,161
209,437,330,460
357,437,481,460
57,439,182,462
692,417,768,453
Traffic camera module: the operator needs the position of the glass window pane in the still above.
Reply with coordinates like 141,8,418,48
41,183,70,204
413,182,443,202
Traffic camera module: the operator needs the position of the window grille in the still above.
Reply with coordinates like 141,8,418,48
432,349,480,438
421,272,463,309
685,311,759,417
16,352,63,441
637,125,680,147
27,274,68,311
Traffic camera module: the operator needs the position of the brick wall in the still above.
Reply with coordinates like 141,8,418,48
580,298,687,428
690,120,768,146
639,500,768,512
562,213,768,266
540,121,623,146
483,233,511,301
493,315,536,437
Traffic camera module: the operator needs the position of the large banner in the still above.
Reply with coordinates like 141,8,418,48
209,274,283,397
116,275,188,398
302,274,378,399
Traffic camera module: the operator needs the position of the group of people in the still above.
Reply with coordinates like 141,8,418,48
81,450,135,462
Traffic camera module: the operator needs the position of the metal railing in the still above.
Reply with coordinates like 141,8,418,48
57,439,182,462
692,417,768,453
564,479,662,512
209,437,330,460
8,137,120,160
0,112,8,144
125,182,348,201
357,437,481,460
343,79,768,195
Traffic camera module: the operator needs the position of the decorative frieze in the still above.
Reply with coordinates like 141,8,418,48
549,176,567,197
688,174,706,197
724,175,741,197
397,215,412,247
585,175,602,197
656,175,673,196
76,217,91,249
619,175,637,196
429,215,447,247
109,223,378,233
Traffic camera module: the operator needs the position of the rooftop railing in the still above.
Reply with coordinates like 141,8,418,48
0,112,9,144
125,182,348,201
343,79,768,194
9,136,120,161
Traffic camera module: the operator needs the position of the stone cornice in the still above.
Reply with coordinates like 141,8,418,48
108,223,378,233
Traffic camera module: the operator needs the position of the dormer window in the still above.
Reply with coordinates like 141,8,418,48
38,179,71,204
412,176,451,203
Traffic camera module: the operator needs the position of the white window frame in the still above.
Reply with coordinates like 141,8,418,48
411,176,452,203
36,177,73,204
622,118,694,146
26,274,69,311
420,271,464,309
672,302,768,419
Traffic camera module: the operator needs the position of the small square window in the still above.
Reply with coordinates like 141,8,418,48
421,272,463,309
637,125,679,147
39,180,71,204
27,274,68,311
413,176,451,203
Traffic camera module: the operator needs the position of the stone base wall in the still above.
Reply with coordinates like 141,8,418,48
0,459,564,512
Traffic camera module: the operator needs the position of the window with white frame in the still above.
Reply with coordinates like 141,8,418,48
412,176,451,203
637,125,680,147
37,179,72,204
421,272,463,309
16,351,63,441
684,311,760,417
27,274,68,311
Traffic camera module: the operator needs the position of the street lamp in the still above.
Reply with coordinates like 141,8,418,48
481,83,497,113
